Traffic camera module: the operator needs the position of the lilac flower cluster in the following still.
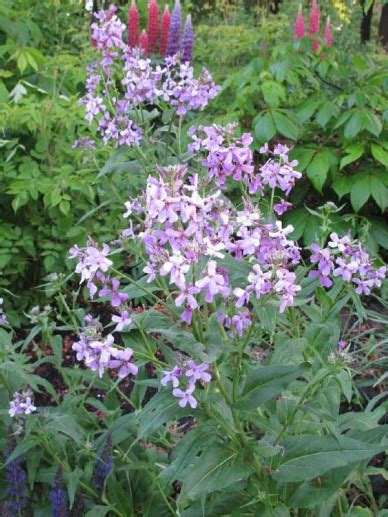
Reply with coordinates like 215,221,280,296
72,315,138,379
9,390,36,417
217,310,252,338
0,297,8,325
309,232,386,293
124,164,301,322
81,7,219,147
188,125,301,195
161,360,211,409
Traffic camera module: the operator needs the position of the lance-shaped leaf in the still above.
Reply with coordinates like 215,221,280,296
272,434,384,483
236,363,309,411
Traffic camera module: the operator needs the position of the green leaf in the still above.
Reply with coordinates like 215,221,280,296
237,364,309,411
284,208,308,240
66,468,81,509
361,110,382,137
254,112,276,142
340,142,365,170
178,444,253,502
371,143,388,168
273,111,299,140
350,175,371,212
370,219,388,249
343,111,363,139
138,390,192,438
370,176,387,212
332,175,352,198
316,101,336,128
261,81,285,108
272,435,383,483
306,151,330,193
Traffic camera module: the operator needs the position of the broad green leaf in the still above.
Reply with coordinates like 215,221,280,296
178,444,253,502
306,152,330,193
66,468,81,509
370,176,387,212
273,111,299,141
316,101,336,127
272,435,383,483
361,109,382,137
350,175,371,212
371,143,388,167
340,142,365,170
284,208,308,240
343,111,363,139
370,219,388,249
138,390,191,438
254,112,276,142
332,175,352,198
237,364,309,410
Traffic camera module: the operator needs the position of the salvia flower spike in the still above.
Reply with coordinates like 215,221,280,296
160,5,171,56
294,4,305,39
182,14,194,62
323,16,333,47
93,432,113,489
128,1,139,48
166,0,182,57
49,466,68,517
4,430,28,513
309,0,320,51
147,0,159,54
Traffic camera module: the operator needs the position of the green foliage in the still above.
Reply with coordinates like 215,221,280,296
218,39,388,250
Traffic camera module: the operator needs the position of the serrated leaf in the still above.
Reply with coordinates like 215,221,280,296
273,111,299,140
332,175,352,198
343,111,362,139
370,176,387,212
371,143,388,167
254,112,276,142
340,142,365,170
306,152,330,193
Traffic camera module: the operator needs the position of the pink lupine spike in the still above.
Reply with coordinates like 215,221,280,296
159,5,171,56
309,0,320,52
294,4,305,39
139,30,149,55
147,0,159,54
128,1,140,48
323,16,333,47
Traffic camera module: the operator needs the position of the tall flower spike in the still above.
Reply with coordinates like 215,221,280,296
128,1,140,48
294,4,305,39
323,16,333,47
93,433,113,490
182,14,194,62
160,5,171,56
166,0,182,57
49,466,68,517
309,0,320,51
4,429,28,514
147,0,159,54
139,30,150,55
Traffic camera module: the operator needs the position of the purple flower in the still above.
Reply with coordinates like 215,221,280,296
0,297,8,325
338,340,346,350
182,15,194,63
161,366,182,388
109,348,138,379
4,432,28,513
172,384,197,408
99,278,129,307
273,201,292,215
195,260,230,303
93,433,113,490
9,391,36,417
232,311,251,337
112,310,132,332
166,0,182,57
185,360,212,383
49,466,68,517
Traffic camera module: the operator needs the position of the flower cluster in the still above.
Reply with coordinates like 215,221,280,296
72,316,138,379
49,467,68,517
294,0,333,50
82,7,218,147
188,125,301,195
9,390,36,418
0,297,8,325
93,433,113,490
124,163,301,322
309,232,386,293
161,360,211,409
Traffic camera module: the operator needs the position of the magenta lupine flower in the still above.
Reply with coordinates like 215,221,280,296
109,348,138,378
166,0,182,57
147,0,159,54
128,1,139,48
112,311,132,332
185,360,212,383
161,366,182,388
182,15,194,62
309,0,320,52
139,30,149,55
9,391,36,417
294,4,306,39
323,16,333,47
173,384,197,408
273,201,292,215
159,5,171,56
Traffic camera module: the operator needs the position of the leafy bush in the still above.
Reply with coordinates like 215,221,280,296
217,20,387,252
0,6,386,515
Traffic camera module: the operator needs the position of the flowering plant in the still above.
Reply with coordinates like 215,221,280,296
0,5,386,515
